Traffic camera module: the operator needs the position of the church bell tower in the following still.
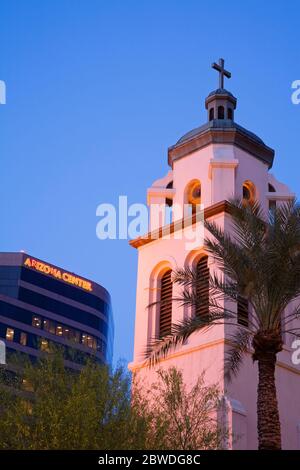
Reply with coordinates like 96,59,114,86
128,59,297,449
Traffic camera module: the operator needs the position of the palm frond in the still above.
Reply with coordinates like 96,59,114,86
225,328,252,382
144,311,233,367
172,266,197,287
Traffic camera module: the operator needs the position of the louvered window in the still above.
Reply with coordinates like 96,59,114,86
195,256,209,318
237,296,249,327
159,270,172,338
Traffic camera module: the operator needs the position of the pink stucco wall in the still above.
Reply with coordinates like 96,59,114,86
129,140,299,449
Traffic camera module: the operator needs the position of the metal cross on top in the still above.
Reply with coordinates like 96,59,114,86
212,58,231,89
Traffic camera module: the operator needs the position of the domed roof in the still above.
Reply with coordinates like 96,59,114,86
207,88,236,98
168,117,274,169
176,120,265,146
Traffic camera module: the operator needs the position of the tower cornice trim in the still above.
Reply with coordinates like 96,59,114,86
168,128,274,169
129,200,232,249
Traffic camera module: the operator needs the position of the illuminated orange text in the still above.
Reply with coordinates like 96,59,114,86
23,257,93,292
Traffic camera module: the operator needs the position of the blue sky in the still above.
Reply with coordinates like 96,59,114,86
1,0,300,363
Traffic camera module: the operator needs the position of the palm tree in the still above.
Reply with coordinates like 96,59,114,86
145,200,300,450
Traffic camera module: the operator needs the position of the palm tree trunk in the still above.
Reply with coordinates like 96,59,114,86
257,354,281,450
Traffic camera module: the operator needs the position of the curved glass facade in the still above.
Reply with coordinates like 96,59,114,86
0,253,114,367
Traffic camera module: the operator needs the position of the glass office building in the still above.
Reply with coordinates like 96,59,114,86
0,252,113,368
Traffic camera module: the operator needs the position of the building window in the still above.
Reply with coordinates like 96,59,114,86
165,180,173,224
186,180,201,216
6,327,14,342
20,332,27,346
218,105,225,119
209,108,214,121
82,333,88,346
242,180,256,205
237,296,249,327
97,339,105,353
166,180,173,207
81,333,97,350
33,315,99,351
87,335,94,349
195,256,209,318
70,330,80,343
268,183,276,192
159,270,172,338
243,184,251,201
228,108,233,120
43,319,56,334
40,338,49,352
62,327,70,339
56,325,63,336
32,316,42,328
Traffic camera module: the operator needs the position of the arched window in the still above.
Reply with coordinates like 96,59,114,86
195,256,209,318
237,296,248,327
227,108,233,120
165,180,173,208
159,270,172,338
185,180,201,216
218,105,225,119
165,181,173,224
209,108,214,121
242,180,256,205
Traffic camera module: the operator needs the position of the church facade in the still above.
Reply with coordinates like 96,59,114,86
128,60,300,449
